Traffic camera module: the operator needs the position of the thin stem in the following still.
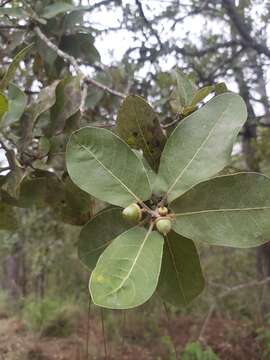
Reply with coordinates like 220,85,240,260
86,297,92,359
121,311,126,355
100,309,108,359
199,276,270,343
0,166,10,173
163,302,178,359
34,26,126,99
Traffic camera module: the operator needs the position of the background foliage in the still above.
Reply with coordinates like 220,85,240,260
1,0,270,359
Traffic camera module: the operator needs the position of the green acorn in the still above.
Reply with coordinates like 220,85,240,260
156,217,172,235
122,203,142,223
158,206,169,216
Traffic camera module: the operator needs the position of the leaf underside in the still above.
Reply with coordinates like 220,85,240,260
158,231,205,307
116,95,166,171
157,93,247,203
171,172,270,248
89,226,164,309
66,126,151,207
78,207,132,270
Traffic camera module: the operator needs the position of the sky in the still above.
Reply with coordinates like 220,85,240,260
1,0,269,166
84,0,269,116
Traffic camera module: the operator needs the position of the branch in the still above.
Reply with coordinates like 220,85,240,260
0,166,10,174
0,139,9,152
0,0,12,7
174,40,241,57
84,78,125,98
199,276,270,342
84,0,117,12
0,25,27,30
135,0,163,49
222,0,270,59
34,26,81,73
33,26,126,99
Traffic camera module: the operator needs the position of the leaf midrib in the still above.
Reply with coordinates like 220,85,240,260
77,141,143,204
175,206,270,217
133,101,154,165
164,99,232,200
165,235,187,305
103,226,153,298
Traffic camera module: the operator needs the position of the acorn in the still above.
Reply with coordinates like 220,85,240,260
122,203,142,223
158,206,169,216
156,217,172,235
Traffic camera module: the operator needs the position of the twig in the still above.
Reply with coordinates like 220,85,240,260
198,303,216,344
0,0,12,7
0,166,10,173
34,26,126,99
101,309,108,359
86,297,92,359
84,78,125,99
121,311,126,355
163,302,178,359
34,26,81,73
0,25,27,30
0,139,9,152
199,276,270,342
80,81,88,115
162,116,181,129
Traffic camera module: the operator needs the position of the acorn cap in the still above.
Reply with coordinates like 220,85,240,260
156,217,172,235
158,206,169,216
122,203,142,223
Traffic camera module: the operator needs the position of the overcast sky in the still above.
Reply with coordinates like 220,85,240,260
1,1,268,166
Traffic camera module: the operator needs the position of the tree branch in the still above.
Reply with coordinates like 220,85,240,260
174,40,241,57
0,25,27,30
0,166,10,174
222,0,270,59
0,0,12,7
199,276,270,342
33,26,126,99
135,0,163,49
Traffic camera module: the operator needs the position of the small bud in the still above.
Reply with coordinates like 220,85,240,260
158,206,168,216
122,203,142,223
156,217,172,235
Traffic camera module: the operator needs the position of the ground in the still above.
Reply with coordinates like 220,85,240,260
0,311,264,360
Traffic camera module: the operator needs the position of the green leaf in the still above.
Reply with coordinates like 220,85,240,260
66,127,151,207
41,2,76,19
1,84,27,127
1,170,61,209
173,70,196,109
171,173,270,248
55,176,93,226
0,202,18,231
32,81,59,124
157,93,247,203
190,85,214,107
59,33,100,64
85,88,104,110
215,82,229,95
0,7,25,18
132,150,157,190
158,231,204,307
38,137,50,157
0,44,34,90
78,207,132,270
2,166,26,200
89,226,164,309
116,95,166,171
0,93,8,121
49,76,81,135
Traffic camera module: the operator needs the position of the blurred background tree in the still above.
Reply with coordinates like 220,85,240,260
1,0,270,359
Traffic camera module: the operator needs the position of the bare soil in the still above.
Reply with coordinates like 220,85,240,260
0,314,263,360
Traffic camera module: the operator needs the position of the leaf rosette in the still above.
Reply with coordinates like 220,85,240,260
66,91,270,310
